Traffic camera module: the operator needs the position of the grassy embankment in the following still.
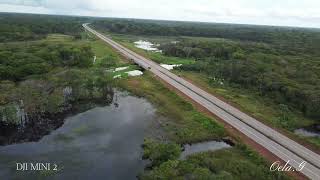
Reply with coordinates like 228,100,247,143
89,32,291,179
109,33,320,149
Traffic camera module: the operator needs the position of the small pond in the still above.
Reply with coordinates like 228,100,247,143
134,40,161,52
294,124,320,138
180,141,231,160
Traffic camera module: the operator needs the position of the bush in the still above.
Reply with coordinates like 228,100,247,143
0,42,94,81
143,139,182,167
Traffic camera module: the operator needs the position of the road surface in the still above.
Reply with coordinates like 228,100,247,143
83,23,320,179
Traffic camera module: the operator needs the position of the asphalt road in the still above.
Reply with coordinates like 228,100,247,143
83,23,320,179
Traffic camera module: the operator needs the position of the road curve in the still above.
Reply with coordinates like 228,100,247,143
83,23,320,179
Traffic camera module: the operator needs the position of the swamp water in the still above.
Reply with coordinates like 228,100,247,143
0,92,155,180
0,91,232,179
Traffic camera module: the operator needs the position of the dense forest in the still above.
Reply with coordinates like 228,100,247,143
0,13,87,42
0,42,93,81
93,18,320,120
93,18,320,56
0,14,114,145
162,39,320,119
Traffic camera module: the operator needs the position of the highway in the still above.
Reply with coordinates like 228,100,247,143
83,23,320,179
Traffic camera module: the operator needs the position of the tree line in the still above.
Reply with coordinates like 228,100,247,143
160,40,320,119
0,13,88,42
93,18,320,56
93,18,320,119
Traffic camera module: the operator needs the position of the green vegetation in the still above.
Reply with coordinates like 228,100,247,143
0,13,298,179
93,18,320,57
162,39,320,120
143,138,182,167
0,14,116,145
116,40,195,65
94,18,320,118
0,39,93,81
141,141,289,180
178,72,320,147
0,13,87,42
94,19,320,148
0,38,113,124
88,37,126,66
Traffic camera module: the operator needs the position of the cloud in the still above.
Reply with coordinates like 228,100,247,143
0,0,319,28
1,0,44,7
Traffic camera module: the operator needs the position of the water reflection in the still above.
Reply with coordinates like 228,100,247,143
180,141,231,160
295,127,320,138
0,91,156,180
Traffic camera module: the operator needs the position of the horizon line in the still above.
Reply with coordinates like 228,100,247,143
1,11,320,30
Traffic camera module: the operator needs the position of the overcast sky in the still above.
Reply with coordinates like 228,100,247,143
0,0,319,28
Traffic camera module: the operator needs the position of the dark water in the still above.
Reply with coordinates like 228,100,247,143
294,124,320,138
180,141,231,160
0,92,156,180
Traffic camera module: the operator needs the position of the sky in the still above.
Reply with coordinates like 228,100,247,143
0,0,319,28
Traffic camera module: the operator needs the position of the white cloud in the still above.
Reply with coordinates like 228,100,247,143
0,4,52,14
0,0,319,28
0,0,43,6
